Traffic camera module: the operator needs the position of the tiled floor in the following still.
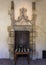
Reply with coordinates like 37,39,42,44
0,58,46,65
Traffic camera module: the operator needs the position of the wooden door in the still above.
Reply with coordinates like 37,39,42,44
15,31,30,49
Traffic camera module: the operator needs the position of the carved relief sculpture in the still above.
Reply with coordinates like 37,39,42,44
8,0,37,60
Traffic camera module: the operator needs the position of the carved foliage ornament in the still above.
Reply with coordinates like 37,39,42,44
14,8,32,26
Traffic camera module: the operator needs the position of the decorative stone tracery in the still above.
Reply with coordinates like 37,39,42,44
8,1,37,59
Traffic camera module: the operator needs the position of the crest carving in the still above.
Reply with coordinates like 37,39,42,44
14,8,32,26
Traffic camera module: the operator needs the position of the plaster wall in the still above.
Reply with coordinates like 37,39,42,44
0,0,46,59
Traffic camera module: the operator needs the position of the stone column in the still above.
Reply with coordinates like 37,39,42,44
8,1,15,59
32,2,37,59
7,26,15,59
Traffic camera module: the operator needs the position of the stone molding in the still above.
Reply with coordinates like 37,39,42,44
8,1,37,59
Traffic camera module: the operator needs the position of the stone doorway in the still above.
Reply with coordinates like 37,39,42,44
8,1,37,59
